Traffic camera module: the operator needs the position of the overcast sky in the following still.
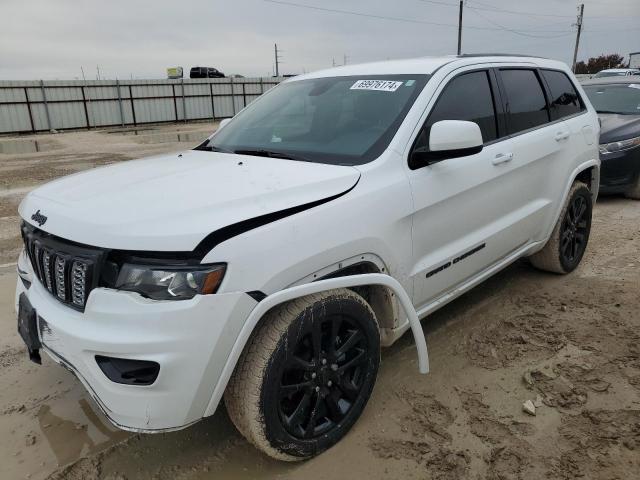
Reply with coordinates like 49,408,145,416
1,0,638,80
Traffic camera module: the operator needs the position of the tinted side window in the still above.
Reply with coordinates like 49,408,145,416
414,71,498,152
500,69,550,134
541,69,583,120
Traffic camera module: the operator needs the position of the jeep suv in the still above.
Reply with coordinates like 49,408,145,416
16,55,599,460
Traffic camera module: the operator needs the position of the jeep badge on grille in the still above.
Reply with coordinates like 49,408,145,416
31,210,48,226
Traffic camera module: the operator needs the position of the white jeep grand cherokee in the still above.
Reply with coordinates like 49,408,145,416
16,55,599,460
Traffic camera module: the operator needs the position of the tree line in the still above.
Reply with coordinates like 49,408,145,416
575,54,632,74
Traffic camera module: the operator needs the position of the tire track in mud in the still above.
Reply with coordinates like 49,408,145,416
458,390,540,480
552,409,640,479
369,388,470,480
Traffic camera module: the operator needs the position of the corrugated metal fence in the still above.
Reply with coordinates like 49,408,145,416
0,77,283,134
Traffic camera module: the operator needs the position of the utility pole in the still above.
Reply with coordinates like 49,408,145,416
274,44,282,77
343,54,349,65
572,4,584,73
457,0,463,55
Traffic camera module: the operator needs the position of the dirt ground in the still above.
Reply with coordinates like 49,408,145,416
1,125,639,480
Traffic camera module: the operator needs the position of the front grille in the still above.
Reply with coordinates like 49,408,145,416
21,224,106,311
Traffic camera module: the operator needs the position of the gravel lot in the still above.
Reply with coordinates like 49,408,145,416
1,125,639,480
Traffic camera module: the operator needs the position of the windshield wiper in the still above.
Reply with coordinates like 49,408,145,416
233,148,312,162
194,143,234,153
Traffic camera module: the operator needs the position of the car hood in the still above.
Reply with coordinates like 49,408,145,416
19,150,360,252
598,113,640,144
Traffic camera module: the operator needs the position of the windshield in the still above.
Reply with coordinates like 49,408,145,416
199,75,429,165
583,83,640,115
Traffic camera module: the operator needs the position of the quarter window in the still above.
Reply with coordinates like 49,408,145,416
413,70,498,153
541,69,584,119
500,69,550,134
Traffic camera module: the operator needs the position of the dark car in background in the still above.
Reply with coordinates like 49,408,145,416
190,67,225,79
582,77,640,199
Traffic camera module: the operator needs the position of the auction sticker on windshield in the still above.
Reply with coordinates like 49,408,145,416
351,80,404,92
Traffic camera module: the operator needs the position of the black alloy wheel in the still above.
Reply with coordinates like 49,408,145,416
559,187,592,271
276,311,373,439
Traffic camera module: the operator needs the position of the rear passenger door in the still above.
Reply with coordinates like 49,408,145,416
538,69,592,222
496,68,584,243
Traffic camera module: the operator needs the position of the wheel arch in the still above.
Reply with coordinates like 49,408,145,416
286,253,403,343
535,159,599,251
573,163,600,202
319,261,401,343
203,273,429,418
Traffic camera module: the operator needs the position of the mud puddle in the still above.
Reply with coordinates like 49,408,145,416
104,128,156,136
0,138,61,155
134,132,209,145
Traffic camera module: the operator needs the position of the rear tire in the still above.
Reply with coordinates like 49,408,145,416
529,181,592,274
224,288,380,461
624,175,640,200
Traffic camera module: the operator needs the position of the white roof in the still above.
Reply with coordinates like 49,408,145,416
292,55,568,81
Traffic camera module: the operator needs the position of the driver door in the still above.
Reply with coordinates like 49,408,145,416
407,68,534,310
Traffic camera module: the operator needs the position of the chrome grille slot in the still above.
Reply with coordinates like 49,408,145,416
55,256,67,301
71,261,88,307
21,223,105,311
42,250,53,292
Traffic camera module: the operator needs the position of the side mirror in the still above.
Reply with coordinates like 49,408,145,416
411,120,483,167
218,118,232,131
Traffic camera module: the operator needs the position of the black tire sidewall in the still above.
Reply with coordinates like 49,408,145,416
559,185,592,273
260,294,380,459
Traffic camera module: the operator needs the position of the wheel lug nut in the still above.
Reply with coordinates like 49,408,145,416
321,358,327,365
315,386,320,392
327,381,333,387
311,372,317,379
331,364,338,371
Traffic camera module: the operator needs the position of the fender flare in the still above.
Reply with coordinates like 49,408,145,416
539,158,600,245
203,273,428,417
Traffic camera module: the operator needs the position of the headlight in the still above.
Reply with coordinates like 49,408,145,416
599,136,640,154
115,263,226,300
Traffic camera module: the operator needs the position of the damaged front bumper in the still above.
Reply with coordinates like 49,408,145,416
15,253,256,432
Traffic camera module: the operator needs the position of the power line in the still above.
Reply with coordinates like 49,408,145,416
263,0,469,27
467,8,574,38
419,0,575,18
467,0,638,20
263,0,573,34
419,0,639,22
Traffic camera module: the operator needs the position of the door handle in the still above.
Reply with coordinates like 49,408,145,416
554,131,570,141
492,152,513,165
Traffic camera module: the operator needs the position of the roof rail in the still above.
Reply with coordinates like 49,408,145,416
457,53,546,59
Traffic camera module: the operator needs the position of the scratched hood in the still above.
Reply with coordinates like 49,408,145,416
19,150,360,252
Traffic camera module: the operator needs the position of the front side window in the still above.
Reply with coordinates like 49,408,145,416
412,70,498,153
583,83,640,115
200,75,429,166
500,69,550,134
541,69,584,120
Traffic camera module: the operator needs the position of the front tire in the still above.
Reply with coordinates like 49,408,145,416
224,289,380,461
529,181,592,274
